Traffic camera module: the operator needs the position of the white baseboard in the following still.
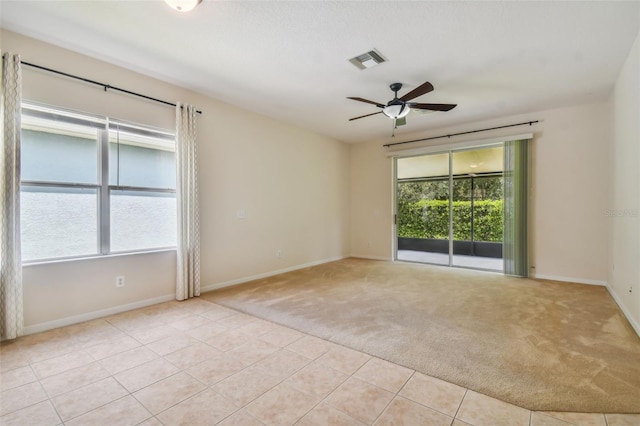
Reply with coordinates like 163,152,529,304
606,285,640,337
23,256,348,336
531,273,607,286
23,294,175,335
349,254,393,261
28,257,635,343
532,274,639,337
201,255,348,293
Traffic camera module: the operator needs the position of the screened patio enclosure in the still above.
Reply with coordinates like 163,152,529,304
396,146,505,272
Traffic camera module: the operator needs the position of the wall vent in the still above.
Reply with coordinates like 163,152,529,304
349,49,387,70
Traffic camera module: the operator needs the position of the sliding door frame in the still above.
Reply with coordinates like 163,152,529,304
392,133,532,271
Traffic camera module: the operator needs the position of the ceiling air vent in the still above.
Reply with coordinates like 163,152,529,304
349,49,387,70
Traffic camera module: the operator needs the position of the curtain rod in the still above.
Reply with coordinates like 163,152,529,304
19,60,202,115
383,120,539,148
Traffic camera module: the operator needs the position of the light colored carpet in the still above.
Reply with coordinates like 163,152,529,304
202,258,640,413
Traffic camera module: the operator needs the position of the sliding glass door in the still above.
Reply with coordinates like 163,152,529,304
396,144,514,273
451,147,504,270
396,152,451,266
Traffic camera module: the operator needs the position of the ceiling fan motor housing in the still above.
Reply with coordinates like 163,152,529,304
390,82,403,94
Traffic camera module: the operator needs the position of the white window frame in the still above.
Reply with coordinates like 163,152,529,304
20,102,176,264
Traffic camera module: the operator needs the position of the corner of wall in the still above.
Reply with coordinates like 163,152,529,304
606,283,640,337
607,28,640,333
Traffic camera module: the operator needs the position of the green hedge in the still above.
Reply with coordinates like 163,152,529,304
398,199,503,242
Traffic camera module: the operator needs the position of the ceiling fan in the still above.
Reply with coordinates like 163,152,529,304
347,81,456,128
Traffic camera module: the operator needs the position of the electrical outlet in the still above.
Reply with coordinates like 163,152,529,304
116,276,125,288
236,210,246,219
276,250,283,259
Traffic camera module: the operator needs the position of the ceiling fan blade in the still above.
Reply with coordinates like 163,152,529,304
347,97,386,108
349,111,383,121
410,103,457,111
399,81,434,102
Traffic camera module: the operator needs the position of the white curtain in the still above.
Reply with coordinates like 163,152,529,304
175,103,200,300
1,53,23,340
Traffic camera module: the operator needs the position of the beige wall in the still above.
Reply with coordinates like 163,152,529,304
2,30,350,331
23,252,176,332
609,30,640,331
350,102,611,285
3,27,635,333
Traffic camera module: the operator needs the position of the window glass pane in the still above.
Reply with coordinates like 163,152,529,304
110,190,177,252
473,176,504,243
452,178,471,241
21,186,98,261
451,146,503,175
21,124,99,184
109,129,176,189
20,102,177,262
397,153,449,180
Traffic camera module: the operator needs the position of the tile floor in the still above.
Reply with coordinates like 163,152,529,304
1,298,638,426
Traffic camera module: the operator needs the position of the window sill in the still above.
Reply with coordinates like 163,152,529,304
22,248,177,267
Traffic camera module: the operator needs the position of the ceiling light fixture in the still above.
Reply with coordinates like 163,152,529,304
382,103,411,119
164,0,202,12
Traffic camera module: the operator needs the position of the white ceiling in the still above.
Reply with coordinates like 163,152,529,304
1,1,638,144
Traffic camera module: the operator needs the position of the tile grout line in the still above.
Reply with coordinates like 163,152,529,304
453,388,469,423
369,392,397,425
8,338,446,426
389,373,469,422
215,303,620,425
368,369,420,425
207,338,317,422
151,386,237,424
3,300,639,424
538,411,605,426
124,307,228,419
66,394,139,424
23,330,401,425
289,375,345,426
41,376,65,425
19,309,198,423
286,340,359,425
217,299,538,423
133,323,254,419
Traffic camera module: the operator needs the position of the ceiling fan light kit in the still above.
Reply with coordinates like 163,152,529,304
164,0,202,12
382,103,411,119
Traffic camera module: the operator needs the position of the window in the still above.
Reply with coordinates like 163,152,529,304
21,103,176,262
